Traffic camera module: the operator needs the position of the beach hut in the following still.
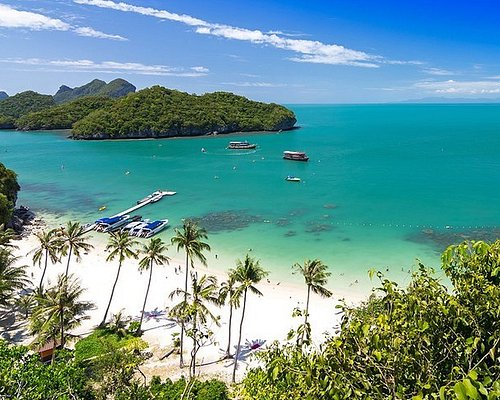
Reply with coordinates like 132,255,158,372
38,339,61,363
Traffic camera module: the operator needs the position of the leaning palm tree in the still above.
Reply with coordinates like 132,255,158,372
231,254,268,383
170,272,220,376
293,259,332,332
59,221,93,277
0,248,29,308
100,231,138,327
219,271,243,358
30,273,94,349
171,219,211,367
32,229,60,290
137,237,170,333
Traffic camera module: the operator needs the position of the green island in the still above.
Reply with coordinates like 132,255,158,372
0,79,297,139
2,162,500,399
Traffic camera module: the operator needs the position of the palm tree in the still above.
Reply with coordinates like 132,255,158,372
100,231,138,327
137,238,170,333
171,220,211,367
0,225,17,248
219,271,242,358
231,254,268,383
59,221,93,277
0,248,29,308
293,259,332,331
32,229,60,290
30,274,94,350
170,273,220,376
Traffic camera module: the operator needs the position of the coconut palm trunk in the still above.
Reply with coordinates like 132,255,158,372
59,302,64,347
65,244,73,277
191,311,197,377
138,260,154,331
304,284,311,327
39,248,49,290
101,260,123,326
179,251,189,367
232,288,248,383
226,302,234,357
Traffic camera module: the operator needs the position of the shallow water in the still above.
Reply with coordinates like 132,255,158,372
2,104,499,291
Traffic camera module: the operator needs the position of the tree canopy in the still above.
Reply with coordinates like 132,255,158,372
72,86,296,139
0,162,20,226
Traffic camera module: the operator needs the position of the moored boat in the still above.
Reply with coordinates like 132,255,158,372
283,151,309,161
137,190,162,204
94,215,130,232
138,219,169,238
128,219,151,236
227,141,257,150
285,176,301,182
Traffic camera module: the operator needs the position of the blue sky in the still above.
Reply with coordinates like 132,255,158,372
0,0,499,103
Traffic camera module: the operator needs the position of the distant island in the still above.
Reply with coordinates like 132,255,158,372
0,79,297,139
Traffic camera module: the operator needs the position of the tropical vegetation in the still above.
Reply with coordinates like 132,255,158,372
72,86,297,138
0,162,20,226
0,90,55,120
16,96,115,130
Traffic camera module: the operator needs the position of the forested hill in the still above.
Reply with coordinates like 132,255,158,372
71,86,297,139
53,78,136,104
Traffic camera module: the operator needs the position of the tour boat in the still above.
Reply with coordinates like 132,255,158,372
94,215,130,232
285,176,301,182
283,151,309,161
227,141,257,150
121,219,144,234
136,191,162,204
128,219,151,236
137,219,169,238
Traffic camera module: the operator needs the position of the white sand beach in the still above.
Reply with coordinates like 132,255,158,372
8,218,369,382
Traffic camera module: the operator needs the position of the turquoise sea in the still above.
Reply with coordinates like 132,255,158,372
1,104,499,293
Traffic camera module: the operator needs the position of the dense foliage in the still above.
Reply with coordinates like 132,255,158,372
0,90,55,119
239,240,500,400
53,78,135,104
72,86,296,139
0,91,8,101
0,162,20,226
16,96,115,130
0,341,92,399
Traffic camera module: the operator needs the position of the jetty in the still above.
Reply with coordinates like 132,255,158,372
111,191,176,218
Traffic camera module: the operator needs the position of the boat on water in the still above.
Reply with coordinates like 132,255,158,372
120,219,144,233
283,151,309,161
137,219,169,238
94,215,131,232
136,191,162,204
128,219,151,236
227,141,257,150
285,176,301,182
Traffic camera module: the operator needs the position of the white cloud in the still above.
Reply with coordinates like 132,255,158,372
0,3,125,40
191,66,209,73
415,80,500,95
73,26,126,41
74,0,388,67
0,58,208,76
422,67,455,76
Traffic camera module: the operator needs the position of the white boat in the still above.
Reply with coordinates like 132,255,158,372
227,141,257,150
94,215,130,232
136,191,162,204
120,220,144,233
129,219,151,236
285,176,301,182
138,219,169,238
283,151,309,161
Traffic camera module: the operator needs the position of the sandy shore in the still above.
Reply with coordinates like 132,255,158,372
8,217,370,382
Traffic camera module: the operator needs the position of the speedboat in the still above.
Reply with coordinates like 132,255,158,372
138,219,169,238
120,219,144,233
129,219,151,236
94,215,130,232
136,191,162,204
285,176,301,182
227,141,257,150
283,151,309,161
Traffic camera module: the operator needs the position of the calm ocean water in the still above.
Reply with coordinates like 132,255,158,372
1,104,499,291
